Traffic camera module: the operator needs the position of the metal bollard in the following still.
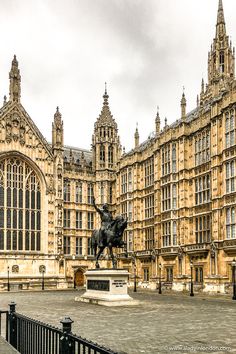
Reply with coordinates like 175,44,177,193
8,302,17,349
59,317,75,354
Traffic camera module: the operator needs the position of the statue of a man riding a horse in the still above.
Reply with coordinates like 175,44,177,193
91,198,127,269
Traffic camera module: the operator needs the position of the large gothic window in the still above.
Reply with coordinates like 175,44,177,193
100,145,105,167
0,158,41,251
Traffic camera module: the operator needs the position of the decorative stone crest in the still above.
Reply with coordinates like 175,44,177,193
39,265,46,273
12,265,19,273
4,111,25,145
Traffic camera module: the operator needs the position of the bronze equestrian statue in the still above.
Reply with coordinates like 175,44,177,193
91,198,127,269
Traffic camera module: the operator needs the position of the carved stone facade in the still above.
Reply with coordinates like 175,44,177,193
0,0,235,293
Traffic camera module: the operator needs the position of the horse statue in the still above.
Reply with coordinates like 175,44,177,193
91,199,127,268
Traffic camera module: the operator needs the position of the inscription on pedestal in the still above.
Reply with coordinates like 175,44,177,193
112,280,126,287
87,279,110,291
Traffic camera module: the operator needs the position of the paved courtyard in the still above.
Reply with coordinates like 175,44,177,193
0,289,235,354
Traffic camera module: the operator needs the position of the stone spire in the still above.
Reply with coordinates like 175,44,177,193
95,83,117,129
207,0,235,87
155,106,161,134
217,0,224,21
134,123,139,148
52,106,64,147
181,87,186,120
9,55,21,103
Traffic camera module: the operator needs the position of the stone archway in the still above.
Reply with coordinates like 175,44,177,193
74,268,85,287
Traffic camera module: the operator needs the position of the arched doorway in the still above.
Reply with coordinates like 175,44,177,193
74,268,85,287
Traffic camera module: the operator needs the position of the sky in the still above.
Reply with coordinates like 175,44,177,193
0,0,235,152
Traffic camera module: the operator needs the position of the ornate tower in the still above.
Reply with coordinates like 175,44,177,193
9,55,21,103
92,84,121,172
208,0,235,89
92,85,121,207
52,107,64,258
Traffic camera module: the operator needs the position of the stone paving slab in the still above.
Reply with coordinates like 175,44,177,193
0,337,19,354
0,289,235,354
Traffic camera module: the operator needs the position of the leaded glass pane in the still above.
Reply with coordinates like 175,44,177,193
31,211,35,230
7,188,11,207
7,209,11,228
7,230,11,250
37,191,41,209
19,189,23,208
0,230,4,249
31,190,35,209
26,190,29,209
18,210,23,229
36,232,40,251
18,231,23,250
0,209,4,228
0,186,4,206
13,231,17,250
31,232,35,251
25,231,29,250
13,209,17,228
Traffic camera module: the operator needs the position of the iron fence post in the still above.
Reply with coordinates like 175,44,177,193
59,317,75,354
8,302,17,349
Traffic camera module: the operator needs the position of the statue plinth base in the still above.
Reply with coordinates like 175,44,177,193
75,269,139,306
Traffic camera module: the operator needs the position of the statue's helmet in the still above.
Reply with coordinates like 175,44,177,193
102,203,109,211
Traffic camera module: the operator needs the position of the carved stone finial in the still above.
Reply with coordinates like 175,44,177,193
9,55,21,103
3,95,7,105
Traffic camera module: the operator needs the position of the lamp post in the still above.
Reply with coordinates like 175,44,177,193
132,252,137,292
190,260,194,297
158,263,162,294
42,268,45,291
7,266,10,292
232,258,236,300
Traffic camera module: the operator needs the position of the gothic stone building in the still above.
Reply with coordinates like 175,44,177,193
0,0,236,293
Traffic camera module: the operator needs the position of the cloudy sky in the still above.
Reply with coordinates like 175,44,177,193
0,0,235,152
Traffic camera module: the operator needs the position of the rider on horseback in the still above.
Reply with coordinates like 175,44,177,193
92,197,113,247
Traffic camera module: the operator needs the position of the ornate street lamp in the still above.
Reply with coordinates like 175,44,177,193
7,266,10,292
158,263,162,294
190,260,194,297
232,258,236,300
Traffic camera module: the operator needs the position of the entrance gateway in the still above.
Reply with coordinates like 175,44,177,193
74,268,85,287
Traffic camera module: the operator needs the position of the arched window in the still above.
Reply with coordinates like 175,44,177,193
219,51,225,73
100,145,105,167
0,158,41,251
108,145,113,166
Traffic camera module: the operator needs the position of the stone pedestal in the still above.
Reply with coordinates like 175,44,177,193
75,269,139,306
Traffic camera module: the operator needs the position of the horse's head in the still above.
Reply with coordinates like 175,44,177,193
114,215,127,234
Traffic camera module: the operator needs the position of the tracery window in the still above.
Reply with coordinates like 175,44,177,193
195,215,211,243
0,158,41,251
226,160,235,193
144,158,154,187
108,145,113,167
63,180,70,202
100,145,105,167
225,110,235,148
226,207,235,239
75,182,82,203
161,145,170,176
195,131,210,166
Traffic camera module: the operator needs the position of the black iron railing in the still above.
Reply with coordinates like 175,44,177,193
0,302,118,354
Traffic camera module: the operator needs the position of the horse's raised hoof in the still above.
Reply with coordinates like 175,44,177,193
96,263,100,269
